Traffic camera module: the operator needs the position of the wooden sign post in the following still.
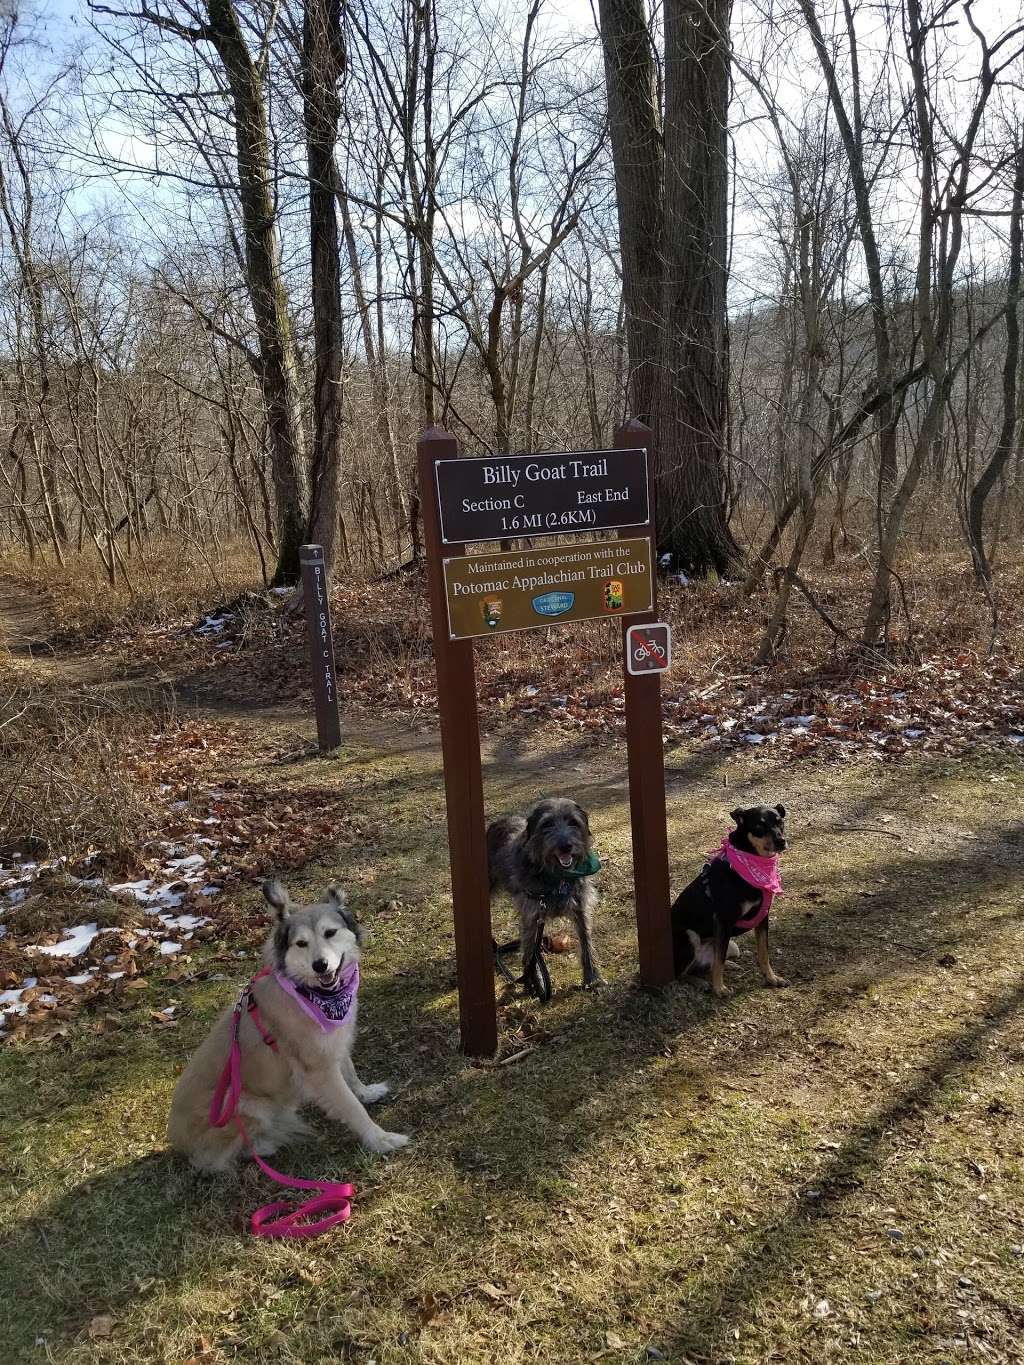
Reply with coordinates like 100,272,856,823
417,430,497,1057
299,543,342,754
615,420,673,988
418,422,673,1056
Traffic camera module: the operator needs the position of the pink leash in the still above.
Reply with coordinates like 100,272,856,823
209,968,355,1238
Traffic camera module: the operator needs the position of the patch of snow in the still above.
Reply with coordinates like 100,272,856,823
157,912,205,933
200,886,220,897
32,923,100,958
903,728,925,739
66,971,96,986
170,854,206,872
109,878,155,902
741,733,767,745
159,941,183,955
107,971,125,980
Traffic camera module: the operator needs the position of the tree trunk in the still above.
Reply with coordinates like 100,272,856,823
599,0,740,576
967,143,1023,581
596,0,663,428
205,0,309,585
302,0,346,573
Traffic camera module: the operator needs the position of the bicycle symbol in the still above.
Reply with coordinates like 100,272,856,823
632,638,666,663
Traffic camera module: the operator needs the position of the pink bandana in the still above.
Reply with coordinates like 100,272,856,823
710,837,783,930
273,961,360,1032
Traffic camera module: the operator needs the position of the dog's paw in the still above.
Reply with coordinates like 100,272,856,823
583,974,607,990
764,975,790,989
364,1129,410,1155
711,984,732,999
358,1081,391,1104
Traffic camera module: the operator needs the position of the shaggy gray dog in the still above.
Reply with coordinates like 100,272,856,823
487,796,603,997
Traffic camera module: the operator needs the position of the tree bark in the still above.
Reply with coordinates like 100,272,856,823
599,0,741,576
205,0,309,585
658,0,743,577
967,143,1023,581
303,0,347,573
596,0,663,428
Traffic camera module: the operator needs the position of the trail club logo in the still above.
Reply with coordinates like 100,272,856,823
602,579,624,612
482,597,503,630
532,591,575,617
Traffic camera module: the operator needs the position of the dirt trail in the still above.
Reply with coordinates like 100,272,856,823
0,577,130,692
0,578,54,658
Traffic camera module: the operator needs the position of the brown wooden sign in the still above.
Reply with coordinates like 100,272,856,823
418,423,672,1058
435,448,649,544
443,537,654,639
299,543,341,753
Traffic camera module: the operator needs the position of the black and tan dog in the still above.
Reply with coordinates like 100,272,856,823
670,804,789,998
487,797,603,998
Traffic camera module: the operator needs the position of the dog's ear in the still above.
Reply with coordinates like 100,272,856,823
525,803,545,838
571,801,590,833
775,803,787,818
262,879,291,921
327,885,365,946
729,807,745,826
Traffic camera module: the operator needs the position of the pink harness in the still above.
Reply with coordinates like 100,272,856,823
709,837,783,930
209,967,355,1238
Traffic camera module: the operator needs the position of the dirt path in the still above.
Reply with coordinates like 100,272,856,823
0,577,131,692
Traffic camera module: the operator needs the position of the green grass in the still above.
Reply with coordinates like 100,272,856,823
3,724,1024,1364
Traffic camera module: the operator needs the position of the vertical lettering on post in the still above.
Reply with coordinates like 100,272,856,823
299,544,342,753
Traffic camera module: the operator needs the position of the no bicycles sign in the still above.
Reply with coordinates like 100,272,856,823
625,623,672,675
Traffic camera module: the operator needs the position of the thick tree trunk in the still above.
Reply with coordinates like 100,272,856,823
206,0,309,585
596,0,663,428
967,144,1023,581
303,0,346,573
658,0,743,577
599,0,740,576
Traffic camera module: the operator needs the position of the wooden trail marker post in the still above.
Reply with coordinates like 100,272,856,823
418,421,673,1057
614,420,673,988
417,429,496,1057
299,543,342,754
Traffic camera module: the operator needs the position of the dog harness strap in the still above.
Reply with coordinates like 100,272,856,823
207,969,356,1239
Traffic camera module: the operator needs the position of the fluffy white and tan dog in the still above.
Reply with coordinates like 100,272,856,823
168,880,409,1171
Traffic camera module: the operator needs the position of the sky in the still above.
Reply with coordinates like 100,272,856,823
3,0,1020,315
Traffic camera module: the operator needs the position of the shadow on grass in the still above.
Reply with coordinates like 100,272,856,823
657,972,1024,1361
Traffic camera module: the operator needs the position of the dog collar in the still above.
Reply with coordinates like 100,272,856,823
274,961,360,1032
709,836,782,928
537,852,602,900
